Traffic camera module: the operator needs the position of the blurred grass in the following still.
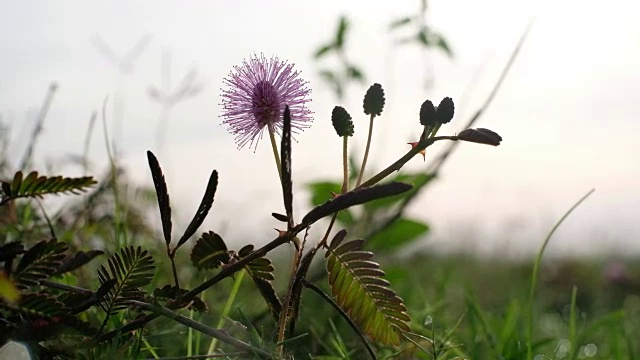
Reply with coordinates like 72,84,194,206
277,253,640,359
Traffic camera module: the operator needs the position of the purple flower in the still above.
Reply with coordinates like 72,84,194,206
220,54,313,149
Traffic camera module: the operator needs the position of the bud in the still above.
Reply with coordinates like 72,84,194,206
331,106,354,137
435,97,455,124
457,128,502,146
419,99,437,127
363,83,385,116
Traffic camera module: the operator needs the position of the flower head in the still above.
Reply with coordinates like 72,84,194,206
220,54,313,149
363,83,385,116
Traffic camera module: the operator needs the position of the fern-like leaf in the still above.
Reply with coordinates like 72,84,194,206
0,171,96,205
325,230,411,345
152,285,208,312
238,245,282,321
190,231,230,270
97,246,155,317
15,239,68,288
10,293,67,318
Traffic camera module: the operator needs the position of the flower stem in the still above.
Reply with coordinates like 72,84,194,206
429,123,442,138
268,124,283,183
355,114,375,187
341,136,349,193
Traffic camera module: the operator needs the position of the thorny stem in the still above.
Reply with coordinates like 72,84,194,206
341,136,349,193
355,114,375,187
358,136,458,189
129,300,270,358
276,242,303,357
268,123,283,183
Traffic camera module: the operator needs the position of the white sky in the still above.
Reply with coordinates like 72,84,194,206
1,0,639,257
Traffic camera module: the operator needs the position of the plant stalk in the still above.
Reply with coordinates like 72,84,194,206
358,136,457,189
341,136,349,193
268,124,283,183
355,114,375,187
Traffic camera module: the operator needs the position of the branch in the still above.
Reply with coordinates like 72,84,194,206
358,136,457,188
129,300,271,358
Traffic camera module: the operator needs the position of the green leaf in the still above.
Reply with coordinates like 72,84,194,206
367,218,429,252
314,44,334,59
389,17,413,30
325,233,411,345
234,307,265,349
335,16,349,49
307,181,341,206
0,171,96,205
97,246,155,317
417,28,430,46
190,231,230,270
433,32,453,57
15,239,68,288
238,245,282,322
346,65,365,83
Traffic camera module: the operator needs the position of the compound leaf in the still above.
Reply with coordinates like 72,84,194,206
325,234,411,345
239,245,282,322
0,171,96,205
97,246,155,318
190,231,230,270
15,239,68,288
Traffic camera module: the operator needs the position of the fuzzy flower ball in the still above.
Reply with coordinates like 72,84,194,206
220,54,313,149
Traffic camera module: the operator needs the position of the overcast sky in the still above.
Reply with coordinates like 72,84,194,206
1,0,639,257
